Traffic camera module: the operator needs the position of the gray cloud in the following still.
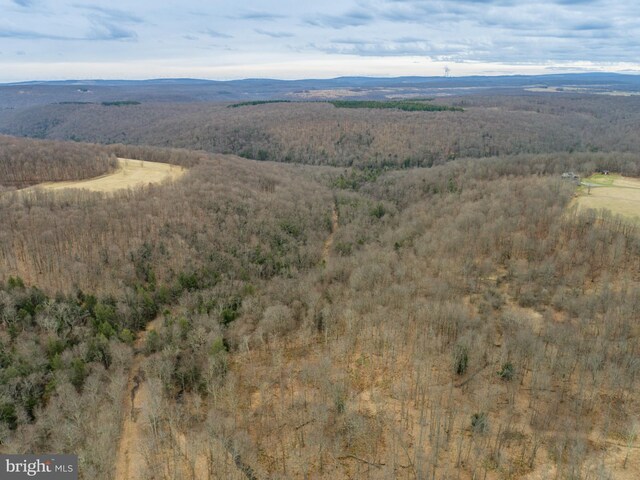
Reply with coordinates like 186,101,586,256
1,0,639,80
255,29,293,38
0,6,139,43
74,4,142,41
87,20,137,41
554,0,599,4
74,4,144,24
202,29,233,39
234,11,287,21
0,28,74,40
395,36,426,43
302,0,640,64
306,10,374,29
12,0,37,7
573,21,611,31
315,36,484,59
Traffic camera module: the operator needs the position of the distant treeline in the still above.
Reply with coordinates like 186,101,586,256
329,99,463,112
226,99,459,112
101,101,141,107
228,100,291,108
3,95,640,167
102,143,205,168
57,101,142,106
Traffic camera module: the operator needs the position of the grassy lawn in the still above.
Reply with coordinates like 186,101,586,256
575,173,640,223
582,173,617,186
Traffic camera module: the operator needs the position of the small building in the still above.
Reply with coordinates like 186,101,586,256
561,172,579,180
561,172,580,185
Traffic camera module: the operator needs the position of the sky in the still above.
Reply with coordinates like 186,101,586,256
0,0,639,82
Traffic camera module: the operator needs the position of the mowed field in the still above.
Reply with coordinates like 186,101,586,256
29,158,184,193
576,173,640,223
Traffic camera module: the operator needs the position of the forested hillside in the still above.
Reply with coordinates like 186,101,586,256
0,135,117,188
0,146,335,477
1,90,639,479
1,95,640,167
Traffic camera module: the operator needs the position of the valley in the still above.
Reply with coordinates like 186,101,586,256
0,84,639,480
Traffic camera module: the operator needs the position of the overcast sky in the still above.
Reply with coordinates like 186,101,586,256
1,0,639,81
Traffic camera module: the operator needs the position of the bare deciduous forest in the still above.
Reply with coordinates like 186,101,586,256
0,93,639,479
2,95,640,167
0,135,117,188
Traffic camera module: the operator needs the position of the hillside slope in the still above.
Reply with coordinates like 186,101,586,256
2,95,640,167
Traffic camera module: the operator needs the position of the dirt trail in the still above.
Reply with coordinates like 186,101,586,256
114,317,161,480
25,158,184,193
322,203,339,262
114,318,254,480
114,204,339,479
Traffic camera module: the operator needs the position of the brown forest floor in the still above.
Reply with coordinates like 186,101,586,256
114,317,160,480
113,203,340,480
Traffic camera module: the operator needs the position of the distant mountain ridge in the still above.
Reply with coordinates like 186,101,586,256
5,72,640,88
1,72,639,111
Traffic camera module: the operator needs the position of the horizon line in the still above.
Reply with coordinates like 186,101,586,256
3,70,640,86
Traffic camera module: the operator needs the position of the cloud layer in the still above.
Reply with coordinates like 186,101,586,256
0,0,638,80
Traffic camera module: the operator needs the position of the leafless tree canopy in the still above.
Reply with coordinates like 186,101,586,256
1,94,639,479
0,135,117,188
2,95,640,167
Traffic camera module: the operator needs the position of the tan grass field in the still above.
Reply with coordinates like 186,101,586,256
29,158,185,193
288,88,370,99
575,174,640,223
525,87,640,96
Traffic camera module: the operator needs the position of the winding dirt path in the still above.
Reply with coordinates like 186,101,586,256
114,317,161,480
322,203,339,262
114,203,339,479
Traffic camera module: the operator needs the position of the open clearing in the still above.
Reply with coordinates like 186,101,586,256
575,173,640,223
29,158,185,193
525,86,640,96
